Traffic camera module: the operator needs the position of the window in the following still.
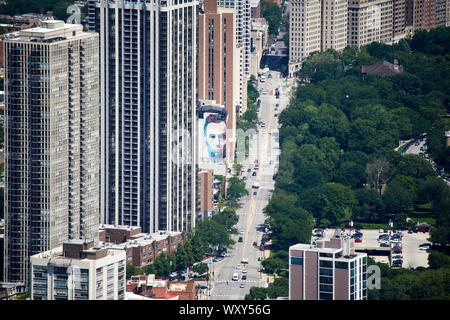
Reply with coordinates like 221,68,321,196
319,292,332,300
319,268,333,276
291,257,303,265
335,261,348,269
320,276,333,284
319,260,333,268
319,252,333,258
320,284,333,292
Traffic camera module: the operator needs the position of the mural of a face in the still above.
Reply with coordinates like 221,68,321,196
204,113,226,162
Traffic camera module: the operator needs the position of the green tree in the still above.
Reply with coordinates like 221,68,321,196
192,263,209,275
126,264,137,279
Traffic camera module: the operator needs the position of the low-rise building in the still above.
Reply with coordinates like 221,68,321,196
30,239,126,300
361,60,404,75
289,235,368,300
126,274,196,300
98,225,185,269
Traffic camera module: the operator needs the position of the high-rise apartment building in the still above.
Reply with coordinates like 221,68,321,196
88,0,198,234
218,0,251,77
289,0,322,75
3,21,100,284
199,0,239,158
217,0,250,114
435,0,450,27
392,0,407,40
406,0,436,31
30,239,126,300
321,0,348,51
347,0,393,47
289,236,368,300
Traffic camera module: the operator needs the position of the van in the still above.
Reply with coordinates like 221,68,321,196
232,273,239,281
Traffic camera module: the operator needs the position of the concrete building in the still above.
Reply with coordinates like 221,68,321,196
288,0,322,77
199,0,239,154
88,0,198,234
406,0,436,31
218,0,251,78
250,19,269,78
98,225,185,269
289,236,368,300
321,0,348,52
347,0,393,47
30,239,126,300
435,0,450,27
198,170,215,219
3,20,100,285
0,282,26,300
392,0,407,42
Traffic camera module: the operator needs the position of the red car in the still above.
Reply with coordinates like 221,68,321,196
259,246,265,251
355,238,362,243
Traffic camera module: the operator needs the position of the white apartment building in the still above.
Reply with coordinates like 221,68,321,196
3,20,100,285
30,239,126,300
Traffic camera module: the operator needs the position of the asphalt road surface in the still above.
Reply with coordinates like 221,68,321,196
209,71,294,300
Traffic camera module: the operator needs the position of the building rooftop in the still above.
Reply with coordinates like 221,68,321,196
5,20,91,43
361,60,404,75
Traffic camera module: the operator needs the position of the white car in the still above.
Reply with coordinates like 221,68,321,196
390,238,402,243
236,264,241,270
242,268,247,273
240,230,244,234
419,244,431,250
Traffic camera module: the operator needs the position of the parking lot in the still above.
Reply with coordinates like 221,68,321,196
319,229,431,268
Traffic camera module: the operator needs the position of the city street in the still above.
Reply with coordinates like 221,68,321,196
209,71,294,300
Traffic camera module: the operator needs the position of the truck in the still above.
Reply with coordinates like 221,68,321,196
241,257,249,264
252,180,260,189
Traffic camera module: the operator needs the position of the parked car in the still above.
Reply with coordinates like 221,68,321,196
392,254,403,260
419,243,431,250
253,241,258,246
257,257,262,262
380,242,390,247
355,238,362,243
260,245,265,251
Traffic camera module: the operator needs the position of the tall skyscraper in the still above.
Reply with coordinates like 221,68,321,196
288,0,322,74
218,0,251,77
321,0,348,52
199,0,239,161
406,0,436,31
3,20,100,284
347,0,393,47
88,0,198,233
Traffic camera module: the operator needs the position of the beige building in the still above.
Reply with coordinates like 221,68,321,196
30,239,126,300
321,0,348,52
250,18,269,78
348,0,393,47
3,20,100,285
289,0,322,76
199,169,215,219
